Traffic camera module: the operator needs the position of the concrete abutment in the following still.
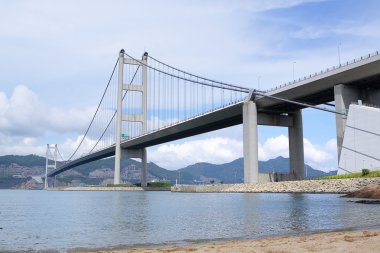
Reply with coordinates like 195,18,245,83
334,84,380,164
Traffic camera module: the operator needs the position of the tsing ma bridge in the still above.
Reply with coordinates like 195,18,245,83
46,49,380,187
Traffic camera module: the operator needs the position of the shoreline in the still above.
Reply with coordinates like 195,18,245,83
47,186,170,191
70,227,380,253
44,178,380,194
172,178,380,193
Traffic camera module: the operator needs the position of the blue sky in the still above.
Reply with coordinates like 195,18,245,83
1,0,379,171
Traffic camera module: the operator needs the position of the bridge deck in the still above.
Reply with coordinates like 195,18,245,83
256,53,380,112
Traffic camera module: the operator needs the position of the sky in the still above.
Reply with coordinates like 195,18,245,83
1,0,380,172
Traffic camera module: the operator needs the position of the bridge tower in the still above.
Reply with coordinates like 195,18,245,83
114,49,148,186
45,144,57,189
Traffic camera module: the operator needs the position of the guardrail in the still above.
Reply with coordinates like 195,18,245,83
266,51,380,92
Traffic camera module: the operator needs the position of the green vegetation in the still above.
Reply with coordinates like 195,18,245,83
106,183,135,187
56,176,102,186
0,154,46,167
105,182,173,188
133,181,173,187
318,169,380,180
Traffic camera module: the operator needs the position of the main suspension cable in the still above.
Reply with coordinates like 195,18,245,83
123,52,249,93
66,57,119,162
88,65,141,154
147,54,250,92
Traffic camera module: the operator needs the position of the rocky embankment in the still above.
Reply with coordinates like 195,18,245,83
171,178,380,193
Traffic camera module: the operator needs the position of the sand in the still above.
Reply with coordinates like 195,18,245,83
72,228,380,253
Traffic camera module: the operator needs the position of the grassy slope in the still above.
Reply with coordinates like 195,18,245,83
319,170,380,180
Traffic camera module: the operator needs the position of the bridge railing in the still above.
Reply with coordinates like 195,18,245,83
266,50,380,92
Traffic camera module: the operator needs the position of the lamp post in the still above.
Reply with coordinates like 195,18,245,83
257,76,261,90
293,61,296,80
338,43,341,66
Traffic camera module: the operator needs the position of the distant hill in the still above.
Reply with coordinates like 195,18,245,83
179,156,337,183
0,154,46,167
0,154,337,188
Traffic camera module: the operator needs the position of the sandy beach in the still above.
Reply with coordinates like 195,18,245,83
72,228,380,253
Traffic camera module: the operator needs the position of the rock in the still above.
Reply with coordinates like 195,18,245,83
343,184,380,199
352,200,380,204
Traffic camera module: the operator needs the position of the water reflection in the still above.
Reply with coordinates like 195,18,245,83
287,193,309,231
242,194,260,235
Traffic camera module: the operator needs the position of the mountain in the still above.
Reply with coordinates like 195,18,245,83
179,156,337,184
0,154,46,167
0,154,337,189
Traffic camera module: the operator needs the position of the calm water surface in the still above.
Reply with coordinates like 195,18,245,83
0,190,379,252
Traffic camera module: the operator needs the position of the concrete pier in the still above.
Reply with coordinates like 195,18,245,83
243,101,259,183
141,148,147,187
288,110,304,180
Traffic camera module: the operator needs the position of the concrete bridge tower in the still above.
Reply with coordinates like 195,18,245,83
114,50,148,186
45,144,57,189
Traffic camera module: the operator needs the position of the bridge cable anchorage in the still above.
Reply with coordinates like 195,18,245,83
66,57,120,162
88,65,141,154
253,90,347,116
123,52,249,93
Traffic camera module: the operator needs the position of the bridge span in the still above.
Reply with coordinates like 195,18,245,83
47,50,380,186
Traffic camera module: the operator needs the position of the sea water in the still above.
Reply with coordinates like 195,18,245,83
0,190,379,252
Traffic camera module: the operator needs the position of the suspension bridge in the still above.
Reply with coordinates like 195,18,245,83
46,49,380,187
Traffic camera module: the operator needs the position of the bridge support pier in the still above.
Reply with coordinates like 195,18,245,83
141,148,147,187
243,101,259,183
288,110,304,180
121,148,147,187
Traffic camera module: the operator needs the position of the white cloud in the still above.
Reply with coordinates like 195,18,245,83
0,85,94,137
149,137,243,169
0,134,45,156
60,135,99,160
259,135,289,160
259,135,337,171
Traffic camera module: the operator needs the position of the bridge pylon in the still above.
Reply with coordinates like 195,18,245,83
45,144,57,189
114,50,148,186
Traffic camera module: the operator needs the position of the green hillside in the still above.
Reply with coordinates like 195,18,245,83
0,154,46,167
0,154,337,187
